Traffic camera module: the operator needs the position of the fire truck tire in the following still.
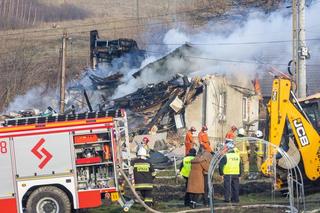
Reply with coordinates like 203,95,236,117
26,186,71,213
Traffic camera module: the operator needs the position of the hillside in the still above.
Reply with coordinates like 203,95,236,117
0,0,283,111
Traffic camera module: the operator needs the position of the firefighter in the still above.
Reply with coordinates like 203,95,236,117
179,148,197,206
235,128,250,178
136,136,150,158
225,125,237,140
185,127,196,156
255,130,265,173
219,141,242,203
198,125,213,153
132,147,156,206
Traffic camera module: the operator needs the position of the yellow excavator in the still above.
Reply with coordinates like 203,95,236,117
261,77,320,188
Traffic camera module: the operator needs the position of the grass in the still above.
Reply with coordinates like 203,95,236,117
88,190,320,212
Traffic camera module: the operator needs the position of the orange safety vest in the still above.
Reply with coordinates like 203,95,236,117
185,131,195,155
198,131,212,152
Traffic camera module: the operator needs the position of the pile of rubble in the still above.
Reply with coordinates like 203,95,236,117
110,75,203,134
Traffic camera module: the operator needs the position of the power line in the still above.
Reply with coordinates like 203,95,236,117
145,50,320,67
145,50,287,66
141,38,320,46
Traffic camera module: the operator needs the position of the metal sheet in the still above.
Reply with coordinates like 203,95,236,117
13,132,73,178
0,138,15,197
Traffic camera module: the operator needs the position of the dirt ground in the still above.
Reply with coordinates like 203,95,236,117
88,177,320,213
89,192,320,213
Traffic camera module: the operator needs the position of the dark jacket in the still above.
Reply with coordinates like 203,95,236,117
132,158,156,189
219,149,243,176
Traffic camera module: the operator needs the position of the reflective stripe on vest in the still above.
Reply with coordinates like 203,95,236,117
223,153,241,175
134,183,153,189
144,197,153,202
235,138,248,154
180,156,195,177
256,139,264,156
134,163,150,172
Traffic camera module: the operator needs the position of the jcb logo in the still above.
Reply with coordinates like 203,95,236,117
272,91,277,101
293,119,310,147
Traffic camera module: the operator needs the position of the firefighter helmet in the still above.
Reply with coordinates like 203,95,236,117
238,128,246,136
255,130,263,138
143,136,149,144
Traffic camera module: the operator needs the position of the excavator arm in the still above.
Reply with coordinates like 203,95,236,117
261,78,320,181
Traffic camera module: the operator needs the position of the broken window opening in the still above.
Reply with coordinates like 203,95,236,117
242,97,249,122
218,92,226,122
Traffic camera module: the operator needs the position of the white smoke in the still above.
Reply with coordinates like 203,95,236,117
5,87,59,113
163,29,190,49
114,2,320,95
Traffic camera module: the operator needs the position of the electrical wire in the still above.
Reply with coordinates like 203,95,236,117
141,38,320,46
145,50,320,67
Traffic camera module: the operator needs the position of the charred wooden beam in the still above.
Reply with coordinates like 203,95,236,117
83,89,93,112
142,90,180,134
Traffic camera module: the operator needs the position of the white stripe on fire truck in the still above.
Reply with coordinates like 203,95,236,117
0,123,112,138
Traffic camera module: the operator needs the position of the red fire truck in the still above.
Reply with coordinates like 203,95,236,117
0,110,131,212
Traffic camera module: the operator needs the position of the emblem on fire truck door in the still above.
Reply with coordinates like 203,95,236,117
31,138,53,169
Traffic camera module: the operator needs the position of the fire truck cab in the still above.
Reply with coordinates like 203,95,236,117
0,110,131,212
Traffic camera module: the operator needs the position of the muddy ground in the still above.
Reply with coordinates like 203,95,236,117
89,175,320,212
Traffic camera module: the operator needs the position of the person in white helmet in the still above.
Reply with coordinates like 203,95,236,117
132,147,156,206
235,127,250,178
254,130,265,173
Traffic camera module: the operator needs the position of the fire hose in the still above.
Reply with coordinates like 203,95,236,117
118,168,296,213
117,168,210,213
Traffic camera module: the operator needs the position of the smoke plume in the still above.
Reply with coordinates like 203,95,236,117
4,2,320,113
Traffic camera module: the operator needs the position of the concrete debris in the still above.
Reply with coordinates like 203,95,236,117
109,75,203,135
169,96,184,113
131,133,168,152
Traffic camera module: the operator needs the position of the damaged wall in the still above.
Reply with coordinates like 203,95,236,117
185,75,259,148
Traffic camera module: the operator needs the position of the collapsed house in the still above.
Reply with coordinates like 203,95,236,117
85,43,261,155
111,75,203,134
1,43,260,162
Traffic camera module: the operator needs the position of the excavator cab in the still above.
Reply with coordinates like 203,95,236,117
299,94,320,134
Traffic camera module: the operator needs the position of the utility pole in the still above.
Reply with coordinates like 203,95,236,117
296,0,309,98
136,0,140,24
59,32,67,114
292,0,297,83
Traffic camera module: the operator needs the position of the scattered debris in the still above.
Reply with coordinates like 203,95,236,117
109,75,203,134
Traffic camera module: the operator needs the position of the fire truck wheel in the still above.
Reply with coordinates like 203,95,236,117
26,186,71,213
